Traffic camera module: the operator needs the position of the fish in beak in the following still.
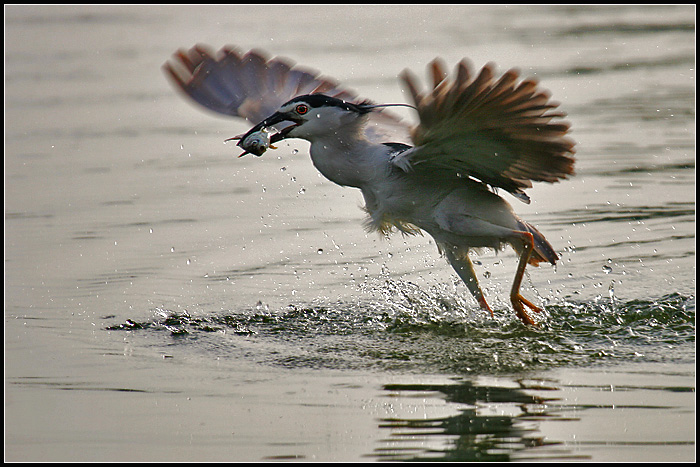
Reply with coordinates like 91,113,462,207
226,111,302,157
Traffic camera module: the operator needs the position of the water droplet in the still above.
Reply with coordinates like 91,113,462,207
608,281,615,301
292,149,299,155
317,248,324,255
602,265,612,274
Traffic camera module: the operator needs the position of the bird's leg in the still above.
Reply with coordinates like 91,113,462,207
510,231,542,326
444,247,493,317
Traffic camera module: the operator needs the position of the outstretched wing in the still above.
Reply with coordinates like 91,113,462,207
393,58,576,203
163,45,411,143
163,44,356,123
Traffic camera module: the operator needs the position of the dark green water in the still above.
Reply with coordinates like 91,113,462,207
108,290,694,375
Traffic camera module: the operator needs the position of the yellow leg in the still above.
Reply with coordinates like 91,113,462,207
510,231,542,326
445,247,494,317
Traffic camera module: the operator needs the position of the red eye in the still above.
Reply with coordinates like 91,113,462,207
295,104,309,115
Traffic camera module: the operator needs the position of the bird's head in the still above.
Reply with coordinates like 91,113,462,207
233,94,404,156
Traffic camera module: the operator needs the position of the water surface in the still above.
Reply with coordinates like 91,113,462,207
5,5,695,462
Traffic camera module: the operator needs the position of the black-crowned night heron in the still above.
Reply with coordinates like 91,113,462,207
163,45,575,325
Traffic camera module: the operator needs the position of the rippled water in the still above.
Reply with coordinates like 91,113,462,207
108,288,694,375
5,5,695,462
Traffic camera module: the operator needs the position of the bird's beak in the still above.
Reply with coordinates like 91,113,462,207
226,111,301,157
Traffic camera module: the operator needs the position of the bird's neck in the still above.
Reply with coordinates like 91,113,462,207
306,132,385,189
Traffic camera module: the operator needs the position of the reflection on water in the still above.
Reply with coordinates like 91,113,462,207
371,374,694,461
104,287,695,459
372,379,575,461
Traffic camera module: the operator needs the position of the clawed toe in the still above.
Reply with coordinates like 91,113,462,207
510,294,541,326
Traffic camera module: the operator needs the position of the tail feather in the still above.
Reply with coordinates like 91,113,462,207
517,220,558,266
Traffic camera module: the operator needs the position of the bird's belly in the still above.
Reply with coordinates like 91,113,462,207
367,181,520,250
364,182,445,235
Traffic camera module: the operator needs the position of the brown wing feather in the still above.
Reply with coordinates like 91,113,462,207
397,59,575,201
163,44,357,123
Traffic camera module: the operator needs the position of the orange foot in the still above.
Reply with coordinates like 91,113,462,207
510,294,542,326
477,295,495,318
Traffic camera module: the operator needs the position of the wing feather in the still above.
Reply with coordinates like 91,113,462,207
164,44,356,123
395,58,575,202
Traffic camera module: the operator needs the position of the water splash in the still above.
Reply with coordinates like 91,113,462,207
106,278,694,375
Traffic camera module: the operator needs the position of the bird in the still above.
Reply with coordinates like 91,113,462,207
163,45,576,326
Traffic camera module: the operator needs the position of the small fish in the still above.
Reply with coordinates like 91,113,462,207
226,127,277,157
